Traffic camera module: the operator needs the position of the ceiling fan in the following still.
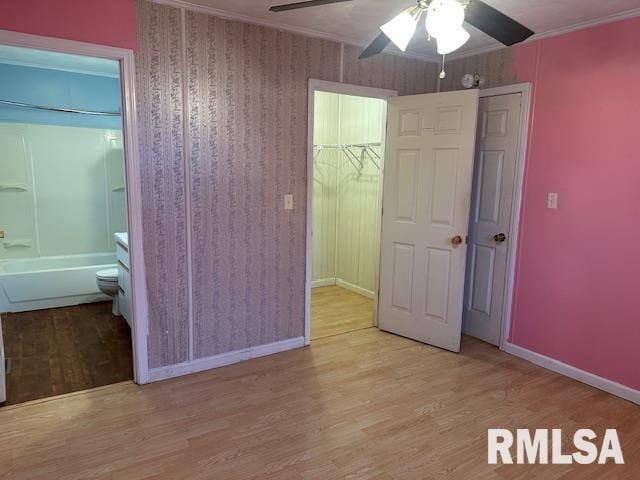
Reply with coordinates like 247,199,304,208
268,0,534,60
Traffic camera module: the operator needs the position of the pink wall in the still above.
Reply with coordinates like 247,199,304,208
0,0,137,50
511,17,640,390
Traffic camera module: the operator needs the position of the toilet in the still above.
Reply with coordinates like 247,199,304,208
96,268,120,316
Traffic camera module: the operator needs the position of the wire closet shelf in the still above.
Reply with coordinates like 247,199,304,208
312,142,381,171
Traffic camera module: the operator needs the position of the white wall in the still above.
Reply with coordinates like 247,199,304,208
0,123,126,259
312,93,384,296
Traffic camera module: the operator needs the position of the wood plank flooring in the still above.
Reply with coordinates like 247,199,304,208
1,302,133,406
311,285,374,339
1,328,638,479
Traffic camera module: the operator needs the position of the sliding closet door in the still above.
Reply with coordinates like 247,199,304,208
378,90,479,352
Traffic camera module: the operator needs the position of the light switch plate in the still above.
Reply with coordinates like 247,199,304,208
284,194,294,210
547,192,558,209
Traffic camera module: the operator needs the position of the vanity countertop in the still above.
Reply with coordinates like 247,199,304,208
114,232,128,249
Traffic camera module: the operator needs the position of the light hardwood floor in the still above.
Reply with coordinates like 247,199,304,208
1,329,638,479
311,285,374,340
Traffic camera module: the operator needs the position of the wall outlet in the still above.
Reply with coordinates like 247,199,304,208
547,192,558,209
284,194,294,210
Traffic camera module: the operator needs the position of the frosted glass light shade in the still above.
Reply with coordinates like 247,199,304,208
436,26,470,55
425,0,465,39
381,10,418,52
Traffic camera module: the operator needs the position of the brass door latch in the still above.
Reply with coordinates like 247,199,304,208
494,233,506,243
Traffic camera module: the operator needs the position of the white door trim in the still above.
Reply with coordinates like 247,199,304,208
305,79,397,345
0,29,150,384
477,83,532,351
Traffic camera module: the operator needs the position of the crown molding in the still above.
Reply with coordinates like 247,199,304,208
447,6,640,61
148,0,441,63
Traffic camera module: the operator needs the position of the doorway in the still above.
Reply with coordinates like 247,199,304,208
305,81,396,343
305,80,530,352
0,30,148,405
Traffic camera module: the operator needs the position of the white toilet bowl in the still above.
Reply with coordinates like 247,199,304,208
96,268,120,316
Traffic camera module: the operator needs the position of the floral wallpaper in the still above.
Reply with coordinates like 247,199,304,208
136,0,189,368
136,0,438,368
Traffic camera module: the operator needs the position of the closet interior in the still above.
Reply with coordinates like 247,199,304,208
311,91,385,340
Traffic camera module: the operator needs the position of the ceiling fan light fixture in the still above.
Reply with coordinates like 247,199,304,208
436,25,470,55
425,0,465,39
380,8,419,52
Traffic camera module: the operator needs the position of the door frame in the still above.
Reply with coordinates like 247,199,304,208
477,83,532,350
0,29,150,384
304,79,397,345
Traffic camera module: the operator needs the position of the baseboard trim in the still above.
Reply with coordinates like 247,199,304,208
148,336,305,382
335,278,375,299
312,278,335,288
503,342,640,405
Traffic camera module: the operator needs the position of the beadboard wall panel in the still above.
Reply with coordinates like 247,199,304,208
135,0,190,368
312,92,339,284
335,95,384,295
186,11,341,358
311,93,383,295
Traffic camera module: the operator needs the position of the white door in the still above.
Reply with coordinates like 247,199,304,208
463,93,522,345
378,90,479,352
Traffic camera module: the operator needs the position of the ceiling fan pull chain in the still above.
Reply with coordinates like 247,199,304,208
439,54,447,79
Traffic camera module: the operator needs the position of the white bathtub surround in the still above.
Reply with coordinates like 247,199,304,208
0,253,116,313
0,123,126,260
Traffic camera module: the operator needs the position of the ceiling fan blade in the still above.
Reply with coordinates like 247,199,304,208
269,0,353,13
359,32,392,59
465,0,534,46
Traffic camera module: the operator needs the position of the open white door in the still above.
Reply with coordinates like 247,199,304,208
378,90,479,352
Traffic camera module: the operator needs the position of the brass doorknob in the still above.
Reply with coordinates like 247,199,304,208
451,235,463,245
494,233,506,243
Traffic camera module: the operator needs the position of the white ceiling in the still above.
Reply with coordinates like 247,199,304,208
168,0,640,61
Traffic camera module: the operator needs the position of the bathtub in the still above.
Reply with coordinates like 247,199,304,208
0,253,116,313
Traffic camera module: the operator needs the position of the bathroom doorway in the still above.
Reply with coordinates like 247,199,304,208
0,31,147,405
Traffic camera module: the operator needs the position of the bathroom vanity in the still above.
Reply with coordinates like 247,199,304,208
114,233,131,327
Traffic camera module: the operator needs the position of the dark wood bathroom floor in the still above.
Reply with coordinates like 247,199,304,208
1,302,133,406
